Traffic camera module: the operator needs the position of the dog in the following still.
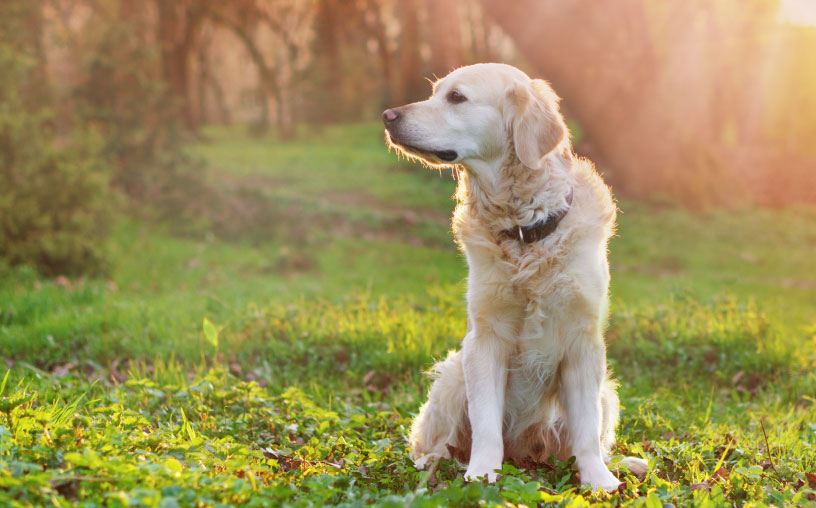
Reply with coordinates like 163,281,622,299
382,63,648,491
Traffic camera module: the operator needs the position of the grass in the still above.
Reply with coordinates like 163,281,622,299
1,123,815,506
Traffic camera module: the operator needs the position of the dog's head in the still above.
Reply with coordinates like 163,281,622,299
383,63,568,172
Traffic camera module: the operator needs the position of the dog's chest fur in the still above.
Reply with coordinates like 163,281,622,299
451,151,580,293
451,152,617,365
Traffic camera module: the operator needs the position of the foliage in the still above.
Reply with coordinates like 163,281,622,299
0,322,813,506
485,0,816,207
70,1,211,226
0,1,114,276
0,0,224,276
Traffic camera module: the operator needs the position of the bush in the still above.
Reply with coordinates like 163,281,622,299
0,6,114,276
69,3,215,236
1,1,212,276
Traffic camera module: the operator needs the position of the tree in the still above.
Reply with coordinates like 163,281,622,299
155,1,205,129
480,0,816,206
427,0,463,78
1,0,113,275
399,0,426,103
205,0,316,139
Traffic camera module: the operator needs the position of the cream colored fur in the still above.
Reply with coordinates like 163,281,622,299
383,63,647,491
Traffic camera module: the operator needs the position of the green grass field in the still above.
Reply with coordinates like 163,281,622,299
1,124,815,507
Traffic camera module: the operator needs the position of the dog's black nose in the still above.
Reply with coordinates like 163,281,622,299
382,108,400,124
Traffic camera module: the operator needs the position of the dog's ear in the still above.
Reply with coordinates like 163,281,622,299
508,79,567,169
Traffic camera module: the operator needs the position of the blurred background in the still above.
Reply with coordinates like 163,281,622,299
3,3,816,502
1,0,815,320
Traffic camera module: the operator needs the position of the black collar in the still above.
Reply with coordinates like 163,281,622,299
500,188,574,245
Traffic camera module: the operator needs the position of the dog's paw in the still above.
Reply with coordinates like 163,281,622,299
464,462,501,483
580,465,621,492
413,453,442,470
617,456,648,479
413,456,430,470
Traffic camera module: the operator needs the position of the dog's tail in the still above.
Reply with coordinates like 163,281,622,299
409,349,470,466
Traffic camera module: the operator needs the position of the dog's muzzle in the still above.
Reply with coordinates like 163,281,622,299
382,108,458,162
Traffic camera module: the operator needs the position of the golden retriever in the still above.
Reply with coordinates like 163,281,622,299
382,63,647,491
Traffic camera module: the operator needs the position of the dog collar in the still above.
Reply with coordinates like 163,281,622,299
501,188,574,246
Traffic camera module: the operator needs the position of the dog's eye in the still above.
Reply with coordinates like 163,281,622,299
447,90,467,104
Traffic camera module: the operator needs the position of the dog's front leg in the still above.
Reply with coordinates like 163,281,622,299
462,324,511,482
560,343,621,491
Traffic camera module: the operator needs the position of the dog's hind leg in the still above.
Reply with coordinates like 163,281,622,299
409,350,470,469
600,376,648,479
599,375,620,457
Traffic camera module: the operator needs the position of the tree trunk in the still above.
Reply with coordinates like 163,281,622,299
399,0,426,103
479,0,667,195
427,0,463,78
207,10,280,135
156,2,202,129
316,0,342,121
365,0,394,109
195,31,210,126
275,38,295,141
480,0,790,206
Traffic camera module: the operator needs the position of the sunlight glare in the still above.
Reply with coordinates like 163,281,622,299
779,0,816,26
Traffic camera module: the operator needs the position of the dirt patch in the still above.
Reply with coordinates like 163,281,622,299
322,189,450,226
199,170,454,248
768,278,816,290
